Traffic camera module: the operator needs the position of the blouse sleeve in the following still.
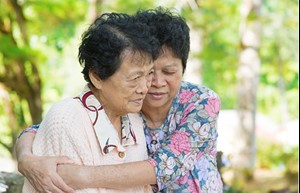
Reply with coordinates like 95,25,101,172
147,94,221,190
17,124,40,139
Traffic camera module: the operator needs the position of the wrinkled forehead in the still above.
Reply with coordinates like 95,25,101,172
120,48,153,67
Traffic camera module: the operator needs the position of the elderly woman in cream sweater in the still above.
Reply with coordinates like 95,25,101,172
22,12,159,193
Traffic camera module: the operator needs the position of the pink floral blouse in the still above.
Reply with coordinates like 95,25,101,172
145,81,223,193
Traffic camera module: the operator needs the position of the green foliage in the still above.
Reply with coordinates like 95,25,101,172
0,0,89,157
224,187,247,193
256,138,299,180
0,35,42,61
182,0,241,109
258,0,299,119
23,1,88,53
180,0,299,119
105,0,155,13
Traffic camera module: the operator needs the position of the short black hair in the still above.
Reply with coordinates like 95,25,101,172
78,12,159,84
134,7,190,73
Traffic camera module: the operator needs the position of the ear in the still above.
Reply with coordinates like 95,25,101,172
89,71,103,89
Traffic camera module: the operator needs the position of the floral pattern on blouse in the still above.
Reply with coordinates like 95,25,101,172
144,81,223,193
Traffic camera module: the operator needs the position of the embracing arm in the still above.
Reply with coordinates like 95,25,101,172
58,160,157,189
15,127,75,193
15,132,35,164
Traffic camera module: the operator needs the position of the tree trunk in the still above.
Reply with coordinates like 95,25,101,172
88,0,103,21
275,42,289,129
235,0,261,179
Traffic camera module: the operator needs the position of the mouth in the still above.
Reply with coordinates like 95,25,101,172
147,92,166,100
132,98,144,105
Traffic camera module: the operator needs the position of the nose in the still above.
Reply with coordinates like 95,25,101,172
151,72,165,87
136,76,150,94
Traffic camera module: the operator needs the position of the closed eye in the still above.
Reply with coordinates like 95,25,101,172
163,70,177,75
133,76,142,81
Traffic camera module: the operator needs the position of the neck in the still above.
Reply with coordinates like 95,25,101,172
142,107,168,128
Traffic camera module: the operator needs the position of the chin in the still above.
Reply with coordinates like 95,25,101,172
149,103,165,109
128,107,142,113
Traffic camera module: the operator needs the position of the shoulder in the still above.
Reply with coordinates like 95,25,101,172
177,82,221,120
43,97,87,124
178,81,220,104
48,97,83,113
38,97,91,139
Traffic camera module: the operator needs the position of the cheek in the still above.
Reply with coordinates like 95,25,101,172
167,78,181,97
120,86,137,97
168,76,182,89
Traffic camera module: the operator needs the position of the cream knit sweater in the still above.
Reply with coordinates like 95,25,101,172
22,97,152,193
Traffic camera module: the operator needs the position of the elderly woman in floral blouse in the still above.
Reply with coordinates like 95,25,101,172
16,7,223,193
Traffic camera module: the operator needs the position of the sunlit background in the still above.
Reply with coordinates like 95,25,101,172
0,0,298,192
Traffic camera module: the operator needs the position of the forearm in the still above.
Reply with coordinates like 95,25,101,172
58,160,156,189
15,128,75,193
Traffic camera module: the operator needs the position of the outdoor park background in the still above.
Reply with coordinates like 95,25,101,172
0,0,298,192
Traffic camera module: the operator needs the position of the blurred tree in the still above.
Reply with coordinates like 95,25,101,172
88,0,103,21
0,0,43,155
258,0,299,121
104,0,155,14
182,0,241,109
0,0,87,156
235,0,261,179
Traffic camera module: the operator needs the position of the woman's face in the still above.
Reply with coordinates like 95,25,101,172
142,47,183,111
92,50,154,116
